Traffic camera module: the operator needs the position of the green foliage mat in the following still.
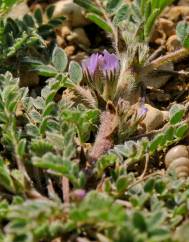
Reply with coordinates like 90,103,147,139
0,0,189,242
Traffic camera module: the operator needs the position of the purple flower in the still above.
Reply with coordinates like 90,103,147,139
138,98,148,119
139,106,148,117
82,53,103,77
71,189,86,202
102,50,119,75
82,50,119,100
82,50,119,79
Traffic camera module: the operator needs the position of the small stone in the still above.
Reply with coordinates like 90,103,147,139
60,25,72,38
143,104,165,131
56,35,65,47
158,18,175,38
51,239,61,242
166,35,182,52
7,2,30,19
165,145,189,167
64,45,76,56
151,18,175,45
178,0,189,5
162,111,169,121
53,0,90,28
164,6,189,22
145,62,174,89
67,28,91,47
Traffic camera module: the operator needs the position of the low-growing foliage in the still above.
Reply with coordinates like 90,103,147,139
0,0,189,241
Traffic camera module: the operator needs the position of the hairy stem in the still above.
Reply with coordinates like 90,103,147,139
73,85,97,108
145,48,189,71
62,177,70,203
89,102,118,162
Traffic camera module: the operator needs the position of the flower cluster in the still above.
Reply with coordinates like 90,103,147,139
82,50,119,78
82,50,119,100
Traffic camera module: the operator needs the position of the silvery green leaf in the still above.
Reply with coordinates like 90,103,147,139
52,46,68,72
69,61,83,84
34,65,57,77
176,21,189,48
46,132,64,150
113,4,130,25
26,124,40,137
106,0,123,13
41,86,51,99
31,97,45,110
42,102,55,116
30,110,42,123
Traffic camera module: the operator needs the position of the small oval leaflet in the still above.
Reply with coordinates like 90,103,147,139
52,46,68,72
116,175,129,193
46,4,55,19
149,133,165,152
169,104,185,125
176,21,189,48
175,124,189,139
106,0,123,13
34,8,43,25
69,61,83,84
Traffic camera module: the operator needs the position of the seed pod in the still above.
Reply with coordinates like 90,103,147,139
165,145,189,178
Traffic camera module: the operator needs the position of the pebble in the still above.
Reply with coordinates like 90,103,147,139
67,27,91,47
56,35,66,47
61,25,72,38
53,0,90,28
151,18,175,46
145,62,174,89
164,6,189,22
143,104,166,131
65,45,76,56
7,2,30,19
166,35,182,52
178,0,189,6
